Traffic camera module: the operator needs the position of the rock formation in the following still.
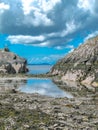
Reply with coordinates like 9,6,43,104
50,36,98,86
0,48,28,74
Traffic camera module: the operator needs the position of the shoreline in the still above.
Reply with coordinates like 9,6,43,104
0,72,98,88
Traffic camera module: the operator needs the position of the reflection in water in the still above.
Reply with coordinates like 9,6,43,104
0,78,97,101
18,79,73,98
0,79,26,92
53,79,98,100
0,78,73,98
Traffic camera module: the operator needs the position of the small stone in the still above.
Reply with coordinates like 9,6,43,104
54,124,58,127
82,116,88,121
24,125,30,128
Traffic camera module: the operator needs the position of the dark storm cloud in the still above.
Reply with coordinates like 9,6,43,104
0,0,98,48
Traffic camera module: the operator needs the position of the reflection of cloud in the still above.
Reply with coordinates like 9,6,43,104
18,79,73,98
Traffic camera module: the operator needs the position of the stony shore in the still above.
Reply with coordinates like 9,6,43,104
0,77,98,130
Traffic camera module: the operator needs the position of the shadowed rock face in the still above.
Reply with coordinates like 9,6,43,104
50,36,98,86
0,49,28,74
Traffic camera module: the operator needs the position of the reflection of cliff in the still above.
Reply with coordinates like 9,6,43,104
0,79,27,93
52,79,96,97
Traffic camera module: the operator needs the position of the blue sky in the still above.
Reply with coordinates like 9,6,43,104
0,0,98,64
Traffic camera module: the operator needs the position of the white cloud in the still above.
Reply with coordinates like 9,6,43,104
61,21,80,37
33,11,53,26
0,2,10,13
23,11,53,26
21,0,61,15
65,45,75,53
1,0,98,49
55,44,74,50
21,0,35,15
46,21,80,38
47,32,60,37
66,45,74,49
21,0,61,26
68,48,75,53
38,0,61,12
84,31,98,41
34,41,50,47
55,46,63,50
21,0,53,26
7,35,45,44
77,0,95,14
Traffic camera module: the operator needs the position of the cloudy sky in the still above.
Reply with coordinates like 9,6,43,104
0,0,98,64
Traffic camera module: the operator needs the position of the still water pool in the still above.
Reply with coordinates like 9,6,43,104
0,65,73,98
0,78,73,98
18,78,73,98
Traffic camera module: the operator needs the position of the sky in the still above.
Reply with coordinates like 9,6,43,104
0,0,98,64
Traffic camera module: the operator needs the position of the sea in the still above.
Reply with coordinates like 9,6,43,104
27,64,52,74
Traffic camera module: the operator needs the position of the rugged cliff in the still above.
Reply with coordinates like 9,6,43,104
50,36,98,86
0,48,28,74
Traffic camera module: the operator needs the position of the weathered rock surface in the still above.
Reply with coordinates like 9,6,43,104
0,86,98,130
50,36,98,86
0,48,28,74
0,77,97,129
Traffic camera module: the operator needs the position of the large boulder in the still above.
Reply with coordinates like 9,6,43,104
0,49,28,74
50,35,98,86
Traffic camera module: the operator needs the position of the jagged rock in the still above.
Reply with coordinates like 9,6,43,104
0,49,28,74
50,36,98,86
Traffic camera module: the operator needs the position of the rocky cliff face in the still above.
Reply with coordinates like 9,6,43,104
50,36,98,86
0,49,28,74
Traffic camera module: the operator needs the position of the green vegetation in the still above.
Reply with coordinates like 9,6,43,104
0,104,53,130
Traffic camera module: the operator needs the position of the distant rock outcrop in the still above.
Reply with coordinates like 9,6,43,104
0,48,28,74
50,36,98,86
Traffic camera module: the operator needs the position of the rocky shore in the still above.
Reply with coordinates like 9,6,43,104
0,37,98,129
0,78,98,130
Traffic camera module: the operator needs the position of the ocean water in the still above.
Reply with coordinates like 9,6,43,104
27,65,52,74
